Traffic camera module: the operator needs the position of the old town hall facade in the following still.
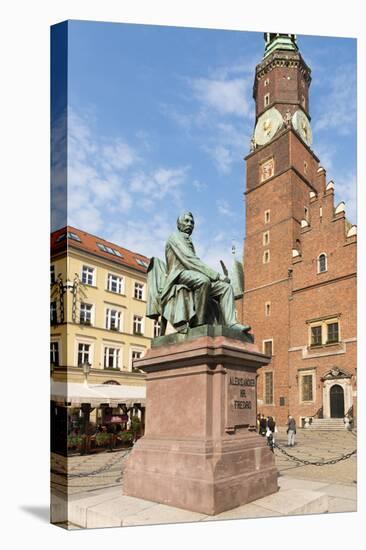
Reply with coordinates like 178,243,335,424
238,34,357,427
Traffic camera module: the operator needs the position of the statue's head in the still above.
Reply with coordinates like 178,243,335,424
177,212,194,235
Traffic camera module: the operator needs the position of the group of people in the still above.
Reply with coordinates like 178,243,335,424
257,414,277,451
257,413,297,450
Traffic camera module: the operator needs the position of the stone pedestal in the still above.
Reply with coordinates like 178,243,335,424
124,326,278,515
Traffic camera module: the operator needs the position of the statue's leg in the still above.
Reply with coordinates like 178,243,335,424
210,280,237,326
177,270,211,326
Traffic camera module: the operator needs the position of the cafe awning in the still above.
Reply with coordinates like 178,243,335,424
51,381,146,407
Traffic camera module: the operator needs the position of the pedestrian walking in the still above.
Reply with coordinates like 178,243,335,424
267,416,277,443
287,415,296,446
259,414,267,436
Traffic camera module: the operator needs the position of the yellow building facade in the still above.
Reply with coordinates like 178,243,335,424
50,227,158,433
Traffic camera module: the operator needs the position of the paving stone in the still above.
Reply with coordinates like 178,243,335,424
86,495,157,528
122,503,207,526
327,497,357,513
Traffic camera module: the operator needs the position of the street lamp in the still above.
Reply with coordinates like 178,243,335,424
82,361,91,386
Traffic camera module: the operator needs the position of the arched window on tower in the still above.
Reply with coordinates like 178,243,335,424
317,253,327,273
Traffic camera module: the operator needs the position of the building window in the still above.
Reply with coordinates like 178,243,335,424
50,341,59,366
301,374,314,402
153,320,161,337
80,303,93,325
327,322,339,344
82,265,95,286
310,325,322,346
304,206,309,220
107,274,124,294
131,349,144,370
263,250,270,264
309,318,340,347
264,93,270,107
301,94,306,108
105,309,121,331
134,282,144,300
50,301,57,325
304,160,308,174
77,343,91,366
50,265,55,285
263,231,270,246
263,339,273,356
264,78,270,87
317,253,327,273
264,372,273,405
265,302,271,316
104,347,120,369
265,210,270,224
133,315,143,335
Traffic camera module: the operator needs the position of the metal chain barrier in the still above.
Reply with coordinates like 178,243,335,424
51,449,131,478
273,442,356,466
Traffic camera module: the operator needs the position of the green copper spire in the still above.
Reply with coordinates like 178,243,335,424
263,33,298,58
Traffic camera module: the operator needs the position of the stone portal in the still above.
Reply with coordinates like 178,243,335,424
123,326,278,515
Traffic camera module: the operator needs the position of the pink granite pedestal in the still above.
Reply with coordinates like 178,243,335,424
124,327,278,515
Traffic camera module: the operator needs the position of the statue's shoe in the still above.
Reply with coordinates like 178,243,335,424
229,323,251,333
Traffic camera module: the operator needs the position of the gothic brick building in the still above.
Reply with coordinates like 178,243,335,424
238,34,357,427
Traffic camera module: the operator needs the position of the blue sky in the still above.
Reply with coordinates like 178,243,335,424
51,20,356,269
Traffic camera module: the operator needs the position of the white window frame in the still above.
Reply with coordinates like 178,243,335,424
264,93,270,107
50,338,61,366
263,250,270,264
81,265,96,286
75,340,94,368
50,301,57,324
299,370,316,404
130,346,146,371
134,281,145,301
103,345,121,370
133,314,144,335
105,308,122,332
263,231,270,246
80,302,94,325
264,209,270,224
153,319,161,337
265,302,271,317
107,273,124,294
317,253,327,274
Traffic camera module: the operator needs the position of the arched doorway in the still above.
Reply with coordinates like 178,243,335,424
330,384,345,418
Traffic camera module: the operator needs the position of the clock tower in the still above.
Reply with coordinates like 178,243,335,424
240,34,327,425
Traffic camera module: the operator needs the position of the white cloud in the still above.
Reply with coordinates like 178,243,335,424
313,65,356,136
191,77,249,117
65,107,190,238
334,172,357,224
216,199,235,217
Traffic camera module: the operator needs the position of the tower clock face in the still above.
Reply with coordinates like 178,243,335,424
292,109,312,146
254,107,283,146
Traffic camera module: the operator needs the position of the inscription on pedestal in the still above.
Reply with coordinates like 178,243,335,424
225,370,256,433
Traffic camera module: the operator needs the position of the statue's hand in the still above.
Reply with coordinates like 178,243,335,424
219,274,231,284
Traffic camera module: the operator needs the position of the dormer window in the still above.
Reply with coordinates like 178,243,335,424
317,253,327,273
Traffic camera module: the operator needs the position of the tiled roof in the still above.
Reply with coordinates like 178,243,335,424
51,226,149,274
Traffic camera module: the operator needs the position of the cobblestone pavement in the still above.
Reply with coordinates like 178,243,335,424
51,429,357,499
273,429,357,485
51,449,130,497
